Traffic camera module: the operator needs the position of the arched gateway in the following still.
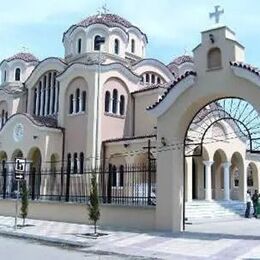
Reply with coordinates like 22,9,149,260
148,25,260,232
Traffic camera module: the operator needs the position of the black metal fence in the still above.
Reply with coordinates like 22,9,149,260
0,161,156,207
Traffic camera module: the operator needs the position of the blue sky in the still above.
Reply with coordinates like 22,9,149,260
1,0,260,66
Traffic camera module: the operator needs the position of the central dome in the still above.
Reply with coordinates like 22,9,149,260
78,13,133,29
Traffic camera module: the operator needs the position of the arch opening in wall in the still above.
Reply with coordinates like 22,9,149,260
114,39,120,55
77,38,82,54
94,35,101,51
207,47,222,69
105,91,111,113
183,97,260,229
15,68,21,81
131,39,135,53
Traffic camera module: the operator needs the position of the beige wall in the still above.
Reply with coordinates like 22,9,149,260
0,200,155,230
64,77,88,157
134,90,160,136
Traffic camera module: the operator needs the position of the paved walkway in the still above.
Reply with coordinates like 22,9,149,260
0,216,259,259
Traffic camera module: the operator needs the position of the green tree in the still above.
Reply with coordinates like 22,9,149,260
20,181,29,226
88,172,100,235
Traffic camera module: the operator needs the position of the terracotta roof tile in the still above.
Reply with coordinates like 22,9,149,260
230,61,260,75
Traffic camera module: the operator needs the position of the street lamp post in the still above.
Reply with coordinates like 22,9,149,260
94,36,105,169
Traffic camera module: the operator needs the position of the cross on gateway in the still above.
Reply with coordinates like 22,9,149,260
209,5,224,24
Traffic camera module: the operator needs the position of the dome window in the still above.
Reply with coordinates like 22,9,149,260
4,70,7,82
77,38,82,54
94,35,102,51
15,68,21,81
114,39,120,55
131,39,135,53
207,47,222,69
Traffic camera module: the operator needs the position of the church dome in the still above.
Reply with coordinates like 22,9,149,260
167,55,194,77
168,55,193,66
77,13,133,30
6,52,39,63
63,12,148,63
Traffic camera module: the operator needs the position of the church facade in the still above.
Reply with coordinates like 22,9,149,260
0,12,260,232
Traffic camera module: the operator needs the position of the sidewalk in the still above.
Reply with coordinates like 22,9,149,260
0,215,260,259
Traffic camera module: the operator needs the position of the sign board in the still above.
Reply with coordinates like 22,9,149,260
15,158,26,180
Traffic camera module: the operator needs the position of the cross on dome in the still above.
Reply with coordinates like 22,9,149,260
97,3,110,17
209,5,224,24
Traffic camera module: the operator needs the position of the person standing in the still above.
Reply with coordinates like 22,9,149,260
252,190,259,218
245,190,252,218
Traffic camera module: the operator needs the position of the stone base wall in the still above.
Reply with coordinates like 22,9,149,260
0,199,155,230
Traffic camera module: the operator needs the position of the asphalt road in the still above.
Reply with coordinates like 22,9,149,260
0,236,151,260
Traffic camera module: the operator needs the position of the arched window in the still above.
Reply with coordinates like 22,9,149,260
79,152,84,174
94,35,101,51
38,82,42,116
157,77,161,84
112,165,117,186
75,88,80,113
114,39,119,54
247,164,254,187
119,95,125,115
33,88,37,115
119,165,124,187
73,153,78,174
15,68,21,81
4,70,6,82
69,94,73,114
207,47,222,69
82,91,86,112
131,39,135,53
77,38,82,54
105,91,110,112
112,89,118,114
145,74,149,83
151,74,155,84
67,153,71,173
1,110,4,126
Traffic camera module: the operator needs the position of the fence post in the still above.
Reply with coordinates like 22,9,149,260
2,161,6,199
60,164,64,201
147,140,152,205
65,163,71,202
31,167,36,200
107,164,112,204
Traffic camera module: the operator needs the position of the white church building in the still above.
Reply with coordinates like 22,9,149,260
0,10,259,232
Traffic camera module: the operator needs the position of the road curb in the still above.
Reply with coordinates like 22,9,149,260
0,229,89,247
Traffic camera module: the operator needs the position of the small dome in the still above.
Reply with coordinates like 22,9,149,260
168,55,193,66
6,52,39,63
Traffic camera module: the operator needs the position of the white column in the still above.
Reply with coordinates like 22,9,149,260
49,73,53,114
35,86,40,116
54,84,58,114
185,157,193,202
109,98,113,113
40,81,44,116
6,161,13,195
73,98,76,114
203,160,214,201
79,94,82,112
222,162,231,201
45,85,49,116
117,99,120,115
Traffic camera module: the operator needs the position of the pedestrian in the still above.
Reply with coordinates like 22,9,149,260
245,190,252,218
252,190,259,218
